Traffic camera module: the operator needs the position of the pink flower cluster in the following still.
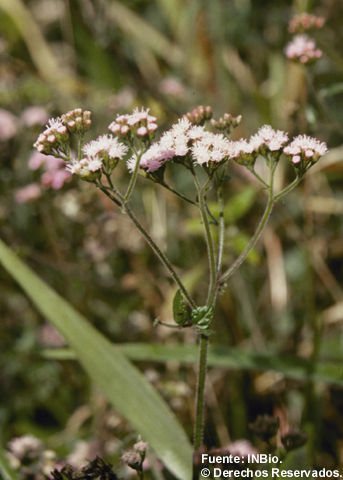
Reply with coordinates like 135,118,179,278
288,13,325,34
285,34,322,64
108,107,157,137
218,125,288,166
15,151,72,203
283,134,328,167
33,109,92,155
66,134,128,179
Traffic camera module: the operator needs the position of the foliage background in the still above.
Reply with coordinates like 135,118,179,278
1,0,343,476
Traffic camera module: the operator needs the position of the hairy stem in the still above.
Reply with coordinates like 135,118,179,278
193,334,209,452
219,163,277,285
192,171,217,471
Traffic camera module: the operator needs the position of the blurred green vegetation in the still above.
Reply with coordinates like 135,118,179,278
1,0,343,477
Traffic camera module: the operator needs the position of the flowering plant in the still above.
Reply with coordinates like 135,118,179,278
29,104,329,477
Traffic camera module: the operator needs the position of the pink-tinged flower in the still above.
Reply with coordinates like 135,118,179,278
128,144,174,173
283,134,328,168
66,157,102,180
8,435,43,460
15,184,41,203
41,169,72,190
0,109,18,141
108,107,157,137
21,106,49,127
28,151,50,170
288,13,325,34
191,132,231,165
285,34,322,64
253,125,289,152
83,134,128,160
230,125,288,165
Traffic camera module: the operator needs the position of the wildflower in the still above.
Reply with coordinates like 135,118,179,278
15,184,41,203
230,125,288,165
66,157,102,180
283,134,328,170
211,112,242,133
285,34,322,64
191,132,231,165
108,107,157,138
61,108,92,133
21,106,49,127
33,116,69,155
128,143,174,173
0,108,18,141
83,135,128,169
185,105,212,125
252,125,289,154
288,13,325,34
8,435,43,460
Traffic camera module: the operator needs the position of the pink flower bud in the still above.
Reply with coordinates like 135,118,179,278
137,126,148,136
148,123,158,132
120,125,129,134
292,155,301,164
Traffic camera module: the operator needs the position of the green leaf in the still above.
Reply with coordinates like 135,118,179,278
173,289,191,326
191,306,214,331
0,447,19,480
0,239,192,480
43,344,343,386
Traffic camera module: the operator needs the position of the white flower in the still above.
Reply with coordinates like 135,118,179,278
83,135,128,159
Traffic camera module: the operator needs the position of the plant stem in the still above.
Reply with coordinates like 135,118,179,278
193,334,209,452
192,171,217,472
192,173,217,306
274,176,301,201
124,149,142,202
159,181,198,206
216,185,225,277
219,163,277,285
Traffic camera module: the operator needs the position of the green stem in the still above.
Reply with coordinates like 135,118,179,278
159,181,198,206
219,164,277,285
193,334,209,452
249,167,269,188
274,176,301,201
124,150,142,202
192,171,217,471
216,185,225,277
192,173,217,306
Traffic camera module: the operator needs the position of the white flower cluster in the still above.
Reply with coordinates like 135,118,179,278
67,134,128,179
283,134,328,167
128,118,232,173
228,125,289,165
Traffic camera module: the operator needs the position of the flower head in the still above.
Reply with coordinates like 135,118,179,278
109,107,157,138
283,134,328,169
285,34,322,64
66,157,102,180
288,13,325,34
83,135,128,160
